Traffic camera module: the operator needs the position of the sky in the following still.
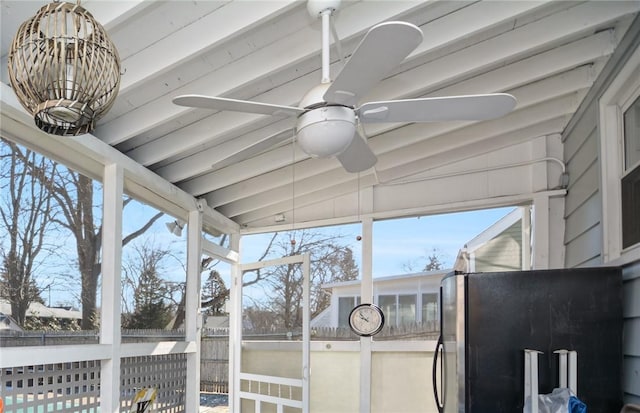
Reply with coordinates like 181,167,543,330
240,206,516,278
37,196,515,308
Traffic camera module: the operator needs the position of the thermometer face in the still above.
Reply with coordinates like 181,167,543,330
348,304,385,336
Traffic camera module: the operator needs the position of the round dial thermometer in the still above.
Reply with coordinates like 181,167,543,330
348,303,385,336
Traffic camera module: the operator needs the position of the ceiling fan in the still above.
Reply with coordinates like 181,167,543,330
173,0,517,173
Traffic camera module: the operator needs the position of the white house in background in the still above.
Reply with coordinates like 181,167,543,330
312,269,448,329
315,207,530,329
0,299,82,324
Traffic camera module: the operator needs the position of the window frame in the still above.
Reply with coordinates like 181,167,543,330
599,43,640,264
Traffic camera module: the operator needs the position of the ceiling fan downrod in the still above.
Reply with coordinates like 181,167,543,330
307,0,341,83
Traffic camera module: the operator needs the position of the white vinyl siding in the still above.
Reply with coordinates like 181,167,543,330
562,16,640,402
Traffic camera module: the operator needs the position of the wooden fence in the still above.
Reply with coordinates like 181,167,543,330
201,329,229,393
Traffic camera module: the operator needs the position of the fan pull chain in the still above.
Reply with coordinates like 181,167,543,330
356,172,362,242
291,134,296,246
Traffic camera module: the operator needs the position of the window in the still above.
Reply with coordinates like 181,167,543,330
422,293,439,324
398,295,417,325
378,295,397,327
600,44,640,262
378,294,420,327
338,296,360,327
622,96,640,248
624,96,640,170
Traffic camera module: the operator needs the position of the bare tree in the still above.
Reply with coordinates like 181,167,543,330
245,230,359,330
27,161,164,329
0,139,56,325
402,247,448,273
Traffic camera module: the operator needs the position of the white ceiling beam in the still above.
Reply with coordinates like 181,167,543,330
219,90,580,221
366,1,638,102
232,116,569,227
83,0,155,31
372,93,581,172
215,66,594,217
94,1,426,145
216,91,581,219
194,30,612,202
115,1,300,95
233,118,566,226
129,70,318,168
153,122,295,182
180,21,615,196
127,0,569,171
404,0,558,61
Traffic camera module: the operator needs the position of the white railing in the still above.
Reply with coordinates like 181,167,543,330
239,372,303,413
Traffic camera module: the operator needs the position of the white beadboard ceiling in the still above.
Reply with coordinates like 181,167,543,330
2,1,639,232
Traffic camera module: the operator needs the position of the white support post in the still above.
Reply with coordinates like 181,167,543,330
524,349,542,413
100,163,123,413
555,350,578,395
532,195,550,270
229,233,242,413
569,350,577,395
555,350,569,389
360,218,373,413
521,206,532,270
302,253,311,413
185,209,203,412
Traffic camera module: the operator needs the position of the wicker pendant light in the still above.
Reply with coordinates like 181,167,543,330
7,1,121,136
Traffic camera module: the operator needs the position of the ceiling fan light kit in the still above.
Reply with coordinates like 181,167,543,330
7,0,121,136
173,0,517,173
296,106,355,158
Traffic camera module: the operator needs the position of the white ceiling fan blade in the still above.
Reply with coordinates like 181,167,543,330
173,95,304,117
323,21,423,107
357,93,517,123
336,132,377,173
212,129,294,171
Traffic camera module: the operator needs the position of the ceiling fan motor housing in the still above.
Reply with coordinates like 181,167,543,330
307,0,342,17
296,106,356,158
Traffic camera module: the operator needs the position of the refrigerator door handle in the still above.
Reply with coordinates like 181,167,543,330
432,334,444,413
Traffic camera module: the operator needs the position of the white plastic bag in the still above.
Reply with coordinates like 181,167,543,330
523,387,572,413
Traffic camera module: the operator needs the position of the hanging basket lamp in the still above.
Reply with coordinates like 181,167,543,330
7,0,121,136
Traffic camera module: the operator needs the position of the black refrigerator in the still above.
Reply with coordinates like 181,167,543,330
432,267,622,413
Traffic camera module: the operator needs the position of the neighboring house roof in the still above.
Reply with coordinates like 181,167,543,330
322,269,451,290
465,207,521,252
453,207,522,272
0,299,81,320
